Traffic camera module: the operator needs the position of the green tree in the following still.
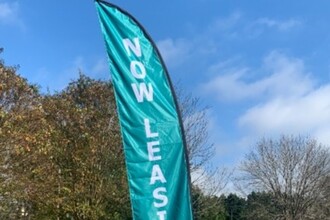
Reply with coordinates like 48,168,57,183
40,74,131,219
0,53,48,219
1,50,221,218
192,186,226,220
0,64,131,218
224,194,246,220
242,191,280,220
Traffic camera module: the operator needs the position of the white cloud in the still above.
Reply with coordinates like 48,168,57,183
0,2,12,18
157,38,192,68
91,58,108,76
244,17,302,38
156,12,244,69
202,51,315,102
204,12,243,40
156,13,303,78
209,14,301,39
239,85,330,145
225,52,330,146
202,68,252,101
0,1,23,27
156,13,302,71
256,18,302,31
211,12,242,31
202,51,330,147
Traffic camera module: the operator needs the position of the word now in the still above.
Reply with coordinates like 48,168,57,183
123,37,168,220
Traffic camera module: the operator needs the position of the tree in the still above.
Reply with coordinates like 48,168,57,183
0,54,48,218
176,86,231,217
224,193,246,220
305,175,330,220
39,74,131,219
239,135,330,219
176,88,213,174
192,186,226,220
1,50,222,218
242,191,280,220
0,66,131,218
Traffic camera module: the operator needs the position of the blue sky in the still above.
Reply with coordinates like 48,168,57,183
1,0,330,170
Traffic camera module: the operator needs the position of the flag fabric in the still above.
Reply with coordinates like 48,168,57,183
95,1,193,219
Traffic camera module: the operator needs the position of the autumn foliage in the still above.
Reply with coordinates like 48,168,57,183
0,59,130,219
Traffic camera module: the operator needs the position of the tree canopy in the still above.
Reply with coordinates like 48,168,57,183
238,135,330,219
0,56,221,219
0,60,131,218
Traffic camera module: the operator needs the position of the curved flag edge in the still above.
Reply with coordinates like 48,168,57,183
94,0,194,216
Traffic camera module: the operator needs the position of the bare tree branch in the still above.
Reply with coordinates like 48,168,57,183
237,135,330,219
